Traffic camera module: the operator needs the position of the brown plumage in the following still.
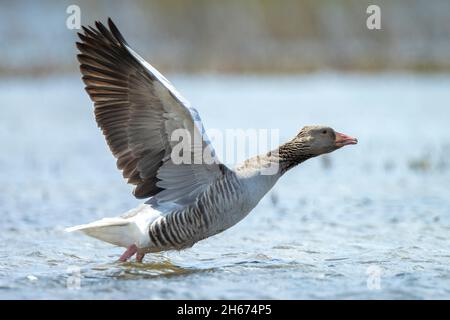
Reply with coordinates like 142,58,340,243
77,20,165,198
76,19,224,201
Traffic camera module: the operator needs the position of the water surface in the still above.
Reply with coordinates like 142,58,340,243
1,73,450,299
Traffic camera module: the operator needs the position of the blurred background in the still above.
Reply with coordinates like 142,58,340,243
1,0,450,299
1,0,450,75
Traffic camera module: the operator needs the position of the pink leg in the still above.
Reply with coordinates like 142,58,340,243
136,252,145,263
118,244,137,262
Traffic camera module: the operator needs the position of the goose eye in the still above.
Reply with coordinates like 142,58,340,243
322,130,327,134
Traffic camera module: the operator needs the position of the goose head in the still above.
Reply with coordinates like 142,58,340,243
278,125,357,171
296,125,358,156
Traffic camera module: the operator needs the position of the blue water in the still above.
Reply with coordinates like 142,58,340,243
1,73,450,299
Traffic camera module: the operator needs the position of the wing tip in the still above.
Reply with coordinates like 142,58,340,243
76,18,125,46
107,17,127,45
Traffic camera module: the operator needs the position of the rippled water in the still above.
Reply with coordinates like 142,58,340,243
1,74,450,299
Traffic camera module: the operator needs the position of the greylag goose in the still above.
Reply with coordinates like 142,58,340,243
66,19,357,262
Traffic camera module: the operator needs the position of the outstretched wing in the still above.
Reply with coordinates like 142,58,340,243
77,18,227,204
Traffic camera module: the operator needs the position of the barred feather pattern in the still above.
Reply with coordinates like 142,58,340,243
146,138,316,251
148,171,242,250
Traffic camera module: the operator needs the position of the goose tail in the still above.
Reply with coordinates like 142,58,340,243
65,218,139,248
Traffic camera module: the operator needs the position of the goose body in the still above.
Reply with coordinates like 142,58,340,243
66,19,357,262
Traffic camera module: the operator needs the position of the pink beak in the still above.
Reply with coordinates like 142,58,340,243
335,132,358,148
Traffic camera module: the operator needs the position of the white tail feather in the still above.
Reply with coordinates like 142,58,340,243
65,218,141,248
66,204,164,249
